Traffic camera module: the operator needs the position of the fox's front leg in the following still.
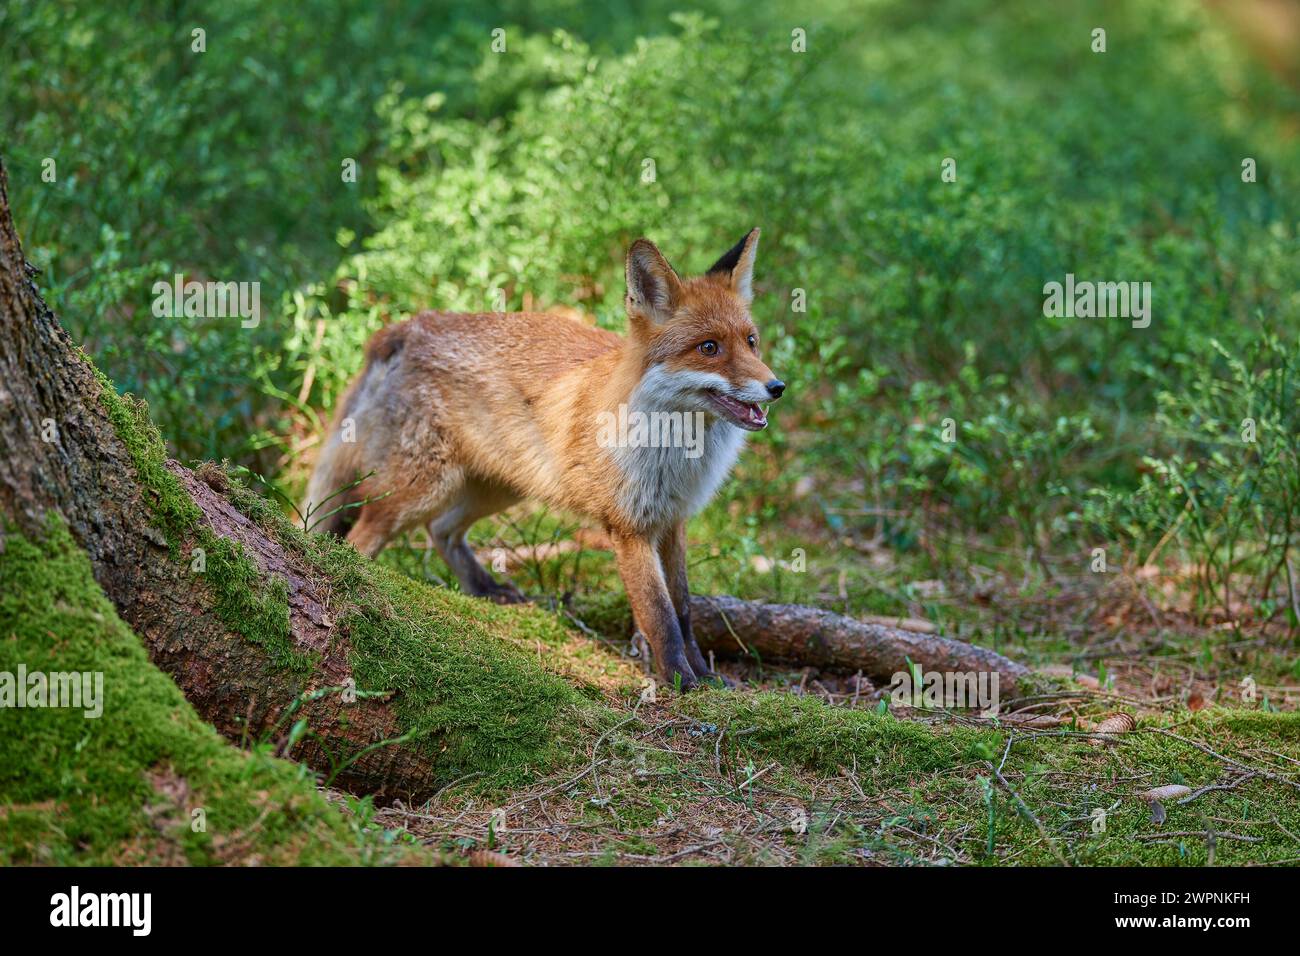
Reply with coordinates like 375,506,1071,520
658,521,716,681
612,529,697,691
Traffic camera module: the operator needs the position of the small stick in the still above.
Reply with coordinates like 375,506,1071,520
1152,729,1300,794
986,761,1070,866
1133,831,1261,843
1175,772,1258,805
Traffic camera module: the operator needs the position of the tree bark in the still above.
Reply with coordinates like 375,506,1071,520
689,594,1029,694
0,156,438,801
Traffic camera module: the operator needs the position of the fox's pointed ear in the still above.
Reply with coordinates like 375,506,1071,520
706,228,760,303
625,238,683,327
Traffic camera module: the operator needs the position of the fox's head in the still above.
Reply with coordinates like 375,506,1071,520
623,229,785,431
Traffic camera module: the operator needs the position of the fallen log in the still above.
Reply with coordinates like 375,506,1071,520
688,594,1030,695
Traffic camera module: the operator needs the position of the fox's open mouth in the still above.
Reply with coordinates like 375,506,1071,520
704,389,768,430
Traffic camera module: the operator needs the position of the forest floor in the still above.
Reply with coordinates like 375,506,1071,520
6,472,1299,867
335,511,1300,867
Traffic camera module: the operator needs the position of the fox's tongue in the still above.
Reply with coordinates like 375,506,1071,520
711,392,767,429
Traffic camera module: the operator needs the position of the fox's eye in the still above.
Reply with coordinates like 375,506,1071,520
698,340,718,356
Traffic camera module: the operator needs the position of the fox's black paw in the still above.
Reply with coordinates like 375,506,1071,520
658,658,699,693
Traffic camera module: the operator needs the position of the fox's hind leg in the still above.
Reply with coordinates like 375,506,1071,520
429,477,525,604
346,496,401,558
346,461,461,559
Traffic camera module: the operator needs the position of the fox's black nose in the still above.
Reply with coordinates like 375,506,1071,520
766,379,786,399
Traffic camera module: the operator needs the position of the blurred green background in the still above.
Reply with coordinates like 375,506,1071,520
4,0,1299,642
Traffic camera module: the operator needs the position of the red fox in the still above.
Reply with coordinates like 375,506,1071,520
305,230,784,689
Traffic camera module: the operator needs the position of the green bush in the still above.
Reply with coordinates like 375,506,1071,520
1093,332,1300,630
278,1,1299,558
1,0,690,464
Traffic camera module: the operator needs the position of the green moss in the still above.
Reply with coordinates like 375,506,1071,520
200,461,306,538
96,379,309,671
1213,710,1300,742
566,591,635,639
902,708,1300,866
200,535,313,673
682,689,998,784
93,367,201,548
308,532,615,790
0,517,417,865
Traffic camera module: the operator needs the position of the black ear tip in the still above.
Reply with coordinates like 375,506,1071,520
707,230,758,277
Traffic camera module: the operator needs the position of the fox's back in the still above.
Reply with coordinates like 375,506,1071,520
365,311,628,508
403,310,622,385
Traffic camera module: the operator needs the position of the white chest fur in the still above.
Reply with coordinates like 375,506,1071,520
612,416,746,529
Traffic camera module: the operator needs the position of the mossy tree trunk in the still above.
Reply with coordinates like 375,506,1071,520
0,156,448,801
